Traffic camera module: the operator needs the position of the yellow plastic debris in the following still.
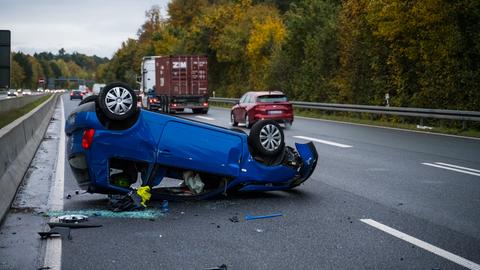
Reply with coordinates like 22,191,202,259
136,186,152,208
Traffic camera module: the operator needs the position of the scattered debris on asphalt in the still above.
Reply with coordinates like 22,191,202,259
48,222,102,229
161,200,169,213
255,228,265,233
204,264,227,270
58,214,88,223
110,186,152,211
228,216,239,223
245,213,283,221
38,227,72,240
66,194,71,199
48,209,163,219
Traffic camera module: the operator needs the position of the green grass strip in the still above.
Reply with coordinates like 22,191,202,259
0,94,53,129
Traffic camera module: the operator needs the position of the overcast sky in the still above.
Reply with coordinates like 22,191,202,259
0,0,170,58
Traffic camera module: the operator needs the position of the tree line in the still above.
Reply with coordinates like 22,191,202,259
14,0,479,111
11,49,108,89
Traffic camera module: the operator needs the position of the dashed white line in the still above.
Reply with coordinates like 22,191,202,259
195,115,215,121
43,98,65,270
422,162,480,177
293,135,352,148
360,219,480,270
434,162,480,173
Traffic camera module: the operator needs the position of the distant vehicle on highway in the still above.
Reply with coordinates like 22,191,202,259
23,90,32,95
231,91,294,129
70,90,83,100
140,55,209,114
65,82,317,205
7,89,17,96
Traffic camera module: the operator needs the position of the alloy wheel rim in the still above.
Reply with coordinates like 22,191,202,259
259,124,281,151
105,87,133,115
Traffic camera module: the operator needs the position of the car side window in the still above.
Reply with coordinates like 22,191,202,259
239,94,247,104
244,95,251,104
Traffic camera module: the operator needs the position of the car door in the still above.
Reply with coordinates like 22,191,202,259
237,94,250,122
234,93,247,122
157,119,243,177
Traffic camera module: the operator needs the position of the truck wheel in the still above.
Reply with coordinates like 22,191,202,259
231,113,238,127
248,120,285,157
79,95,98,106
98,82,137,121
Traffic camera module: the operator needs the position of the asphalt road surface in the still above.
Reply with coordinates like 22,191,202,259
3,95,479,269
56,96,480,269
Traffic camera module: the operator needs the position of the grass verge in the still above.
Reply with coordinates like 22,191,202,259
0,94,53,129
209,101,480,138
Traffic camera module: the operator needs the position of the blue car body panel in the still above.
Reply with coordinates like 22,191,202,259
65,103,318,197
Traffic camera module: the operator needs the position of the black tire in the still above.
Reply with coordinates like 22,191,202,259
231,112,238,127
192,108,203,114
248,120,285,157
98,82,137,121
78,95,98,106
201,109,208,114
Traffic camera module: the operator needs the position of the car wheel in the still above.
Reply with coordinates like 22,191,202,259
245,113,252,128
231,113,238,126
201,109,208,114
192,108,202,114
248,120,285,157
98,82,137,121
78,95,98,106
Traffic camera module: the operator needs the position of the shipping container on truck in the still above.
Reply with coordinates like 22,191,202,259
140,55,209,114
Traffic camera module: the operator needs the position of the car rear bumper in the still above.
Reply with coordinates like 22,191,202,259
253,113,293,122
288,142,318,187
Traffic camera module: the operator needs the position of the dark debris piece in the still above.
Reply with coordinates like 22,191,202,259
110,191,145,212
39,227,72,240
228,216,239,223
204,264,227,270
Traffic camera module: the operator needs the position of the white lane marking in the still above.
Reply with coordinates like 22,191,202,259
195,115,215,121
360,219,480,270
434,162,480,173
43,98,65,269
293,135,353,148
422,163,480,177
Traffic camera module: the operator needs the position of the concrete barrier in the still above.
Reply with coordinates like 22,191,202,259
0,94,58,222
0,94,45,114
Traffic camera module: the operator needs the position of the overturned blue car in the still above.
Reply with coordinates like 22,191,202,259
65,83,317,205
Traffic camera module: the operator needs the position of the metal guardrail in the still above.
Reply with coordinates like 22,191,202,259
209,97,480,122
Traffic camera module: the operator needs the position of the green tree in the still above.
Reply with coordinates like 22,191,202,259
11,60,25,88
269,0,340,102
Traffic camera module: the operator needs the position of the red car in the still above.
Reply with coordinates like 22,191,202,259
231,91,294,129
